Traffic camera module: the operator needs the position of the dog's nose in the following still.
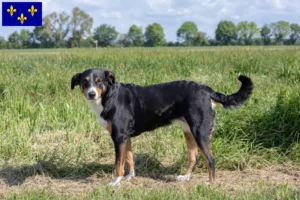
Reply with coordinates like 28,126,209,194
88,91,96,99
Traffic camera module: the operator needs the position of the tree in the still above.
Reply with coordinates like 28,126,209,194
33,8,92,48
237,21,259,45
215,20,238,45
166,41,175,47
270,21,290,44
80,36,93,47
93,24,119,47
289,23,300,45
144,23,166,47
177,21,198,46
117,33,131,47
19,29,32,48
33,26,54,48
8,31,20,48
42,12,57,35
253,38,262,45
127,25,144,46
208,38,217,46
193,32,209,46
42,11,70,47
69,7,93,47
56,12,71,40
261,24,272,45
0,36,7,49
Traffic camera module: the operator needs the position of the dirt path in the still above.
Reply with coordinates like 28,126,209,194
0,165,299,196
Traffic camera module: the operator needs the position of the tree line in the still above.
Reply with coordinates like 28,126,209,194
0,7,299,49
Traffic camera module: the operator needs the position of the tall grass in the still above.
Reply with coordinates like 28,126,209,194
0,46,299,198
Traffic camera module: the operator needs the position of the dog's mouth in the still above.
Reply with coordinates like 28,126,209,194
86,97,100,101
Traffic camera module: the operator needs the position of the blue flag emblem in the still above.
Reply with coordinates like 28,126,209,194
2,2,42,26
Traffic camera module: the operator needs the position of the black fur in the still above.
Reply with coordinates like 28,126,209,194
100,75,253,138
71,73,81,90
71,68,253,183
209,75,253,109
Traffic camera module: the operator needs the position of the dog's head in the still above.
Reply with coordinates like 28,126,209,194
71,69,115,101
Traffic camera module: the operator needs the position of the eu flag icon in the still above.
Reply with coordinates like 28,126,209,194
2,2,42,26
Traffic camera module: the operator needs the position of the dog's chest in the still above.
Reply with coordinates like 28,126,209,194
87,99,108,129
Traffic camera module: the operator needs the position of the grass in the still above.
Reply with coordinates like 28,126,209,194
3,184,300,200
0,46,299,199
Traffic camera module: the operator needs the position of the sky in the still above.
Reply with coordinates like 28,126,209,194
1,0,299,41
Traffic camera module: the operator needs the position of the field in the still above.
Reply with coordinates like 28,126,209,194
0,46,299,199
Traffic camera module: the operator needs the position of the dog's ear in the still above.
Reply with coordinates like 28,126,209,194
104,70,115,85
71,73,81,90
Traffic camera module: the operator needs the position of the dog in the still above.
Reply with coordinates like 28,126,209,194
71,68,253,186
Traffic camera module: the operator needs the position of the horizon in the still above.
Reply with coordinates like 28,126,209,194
1,0,300,41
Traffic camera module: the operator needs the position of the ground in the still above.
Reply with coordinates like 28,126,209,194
1,163,299,198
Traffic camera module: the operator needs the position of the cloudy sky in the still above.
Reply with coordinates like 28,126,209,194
1,0,299,41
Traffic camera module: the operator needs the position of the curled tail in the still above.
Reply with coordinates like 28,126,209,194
210,75,253,109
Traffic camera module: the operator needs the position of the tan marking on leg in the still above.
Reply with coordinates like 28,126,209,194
199,148,214,184
115,142,126,177
209,129,215,184
183,132,198,175
107,121,112,135
199,130,215,185
125,138,134,172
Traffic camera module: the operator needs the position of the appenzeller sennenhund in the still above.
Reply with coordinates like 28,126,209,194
71,69,253,186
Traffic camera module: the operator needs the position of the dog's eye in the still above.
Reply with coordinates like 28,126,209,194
83,79,89,86
95,79,101,84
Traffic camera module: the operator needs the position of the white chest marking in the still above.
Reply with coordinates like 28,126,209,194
87,98,108,129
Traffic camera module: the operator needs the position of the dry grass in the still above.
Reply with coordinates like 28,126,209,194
0,164,299,197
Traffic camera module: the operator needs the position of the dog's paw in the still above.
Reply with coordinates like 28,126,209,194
176,174,191,181
204,181,210,185
204,180,215,186
108,177,122,187
125,170,135,180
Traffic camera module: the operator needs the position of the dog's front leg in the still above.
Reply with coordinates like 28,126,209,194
108,137,127,186
125,138,135,180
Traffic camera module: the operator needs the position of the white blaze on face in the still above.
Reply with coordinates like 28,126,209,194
86,92,108,129
86,86,99,100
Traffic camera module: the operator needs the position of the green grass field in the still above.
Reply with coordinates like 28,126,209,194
0,47,299,199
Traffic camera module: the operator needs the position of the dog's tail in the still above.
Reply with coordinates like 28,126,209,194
209,75,253,109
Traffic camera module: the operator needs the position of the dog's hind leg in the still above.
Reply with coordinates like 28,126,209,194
177,131,199,181
125,138,135,180
184,106,216,184
195,129,215,185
